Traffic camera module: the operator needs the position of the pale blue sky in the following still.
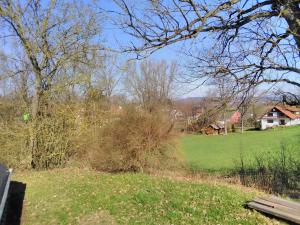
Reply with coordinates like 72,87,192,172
100,1,280,98
100,1,213,97
1,0,297,98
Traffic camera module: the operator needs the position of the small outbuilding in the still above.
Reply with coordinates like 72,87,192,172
202,123,225,135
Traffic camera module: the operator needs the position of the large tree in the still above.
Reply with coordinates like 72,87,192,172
124,59,178,111
114,0,300,90
0,0,102,167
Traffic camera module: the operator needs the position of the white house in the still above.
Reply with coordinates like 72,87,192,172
260,105,300,130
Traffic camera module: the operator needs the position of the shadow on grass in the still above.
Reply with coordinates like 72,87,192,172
2,181,26,225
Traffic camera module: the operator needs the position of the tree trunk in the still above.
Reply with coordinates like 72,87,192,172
30,74,42,169
241,116,244,133
223,110,227,135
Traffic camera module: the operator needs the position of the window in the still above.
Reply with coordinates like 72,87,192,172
278,112,284,117
267,112,273,117
267,119,273,123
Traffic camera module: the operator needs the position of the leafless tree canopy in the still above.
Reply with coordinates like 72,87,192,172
124,59,178,111
0,0,104,168
114,0,300,89
0,0,102,116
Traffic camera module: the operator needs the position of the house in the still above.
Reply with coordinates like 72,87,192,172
202,123,225,135
260,105,300,130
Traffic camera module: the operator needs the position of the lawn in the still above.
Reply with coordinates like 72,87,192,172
12,169,279,225
181,126,300,172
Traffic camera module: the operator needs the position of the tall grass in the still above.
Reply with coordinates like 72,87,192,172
237,142,300,194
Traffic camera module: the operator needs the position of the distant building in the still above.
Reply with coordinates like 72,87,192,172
260,105,300,130
202,123,225,135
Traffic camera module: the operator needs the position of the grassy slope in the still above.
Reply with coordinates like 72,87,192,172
181,126,300,172
14,169,279,225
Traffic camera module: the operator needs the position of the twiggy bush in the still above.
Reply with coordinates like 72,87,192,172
87,106,179,172
237,142,300,194
0,121,31,168
30,112,77,169
0,100,31,168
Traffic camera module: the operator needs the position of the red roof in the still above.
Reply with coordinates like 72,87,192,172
274,106,300,119
262,105,300,119
283,105,300,112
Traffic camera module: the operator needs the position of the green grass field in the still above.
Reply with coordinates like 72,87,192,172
13,169,278,225
181,126,300,172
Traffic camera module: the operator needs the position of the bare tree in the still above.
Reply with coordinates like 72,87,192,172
237,89,256,133
211,77,239,135
113,0,300,91
275,89,300,105
0,0,103,168
96,53,122,99
124,59,178,111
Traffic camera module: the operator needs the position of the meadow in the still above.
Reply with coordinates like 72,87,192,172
12,169,279,225
181,126,300,172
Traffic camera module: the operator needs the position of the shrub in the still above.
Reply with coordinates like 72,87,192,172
0,120,31,168
30,113,77,169
87,106,179,172
0,99,31,168
0,102,78,169
236,142,300,194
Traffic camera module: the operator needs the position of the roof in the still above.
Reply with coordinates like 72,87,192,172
283,105,300,112
209,123,224,130
274,106,299,119
210,124,219,129
261,105,300,119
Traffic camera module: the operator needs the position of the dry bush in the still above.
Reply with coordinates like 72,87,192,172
0,97,181,172
85,106,180,172
0,99,31,168
0,121,31,168
0,101,78,169
30,111,77,169
237,143,300,194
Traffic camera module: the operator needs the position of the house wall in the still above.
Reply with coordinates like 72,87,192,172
290,118,300,126
261,117,300,130
261,118,279,130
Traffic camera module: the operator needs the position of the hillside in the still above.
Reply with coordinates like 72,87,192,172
11,169,282,225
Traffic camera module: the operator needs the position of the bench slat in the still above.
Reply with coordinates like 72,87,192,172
252,198,299,215
261,196,300,211
247,201,300,224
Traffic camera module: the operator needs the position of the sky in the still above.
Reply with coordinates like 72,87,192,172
1,0,298,98
100,0,300,99
100,1,213,98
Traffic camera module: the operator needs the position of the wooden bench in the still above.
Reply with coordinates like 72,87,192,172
247,196,300,224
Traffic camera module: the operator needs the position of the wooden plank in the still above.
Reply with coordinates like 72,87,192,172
261,196,300,211
252,198,299,215
247,201,300,224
